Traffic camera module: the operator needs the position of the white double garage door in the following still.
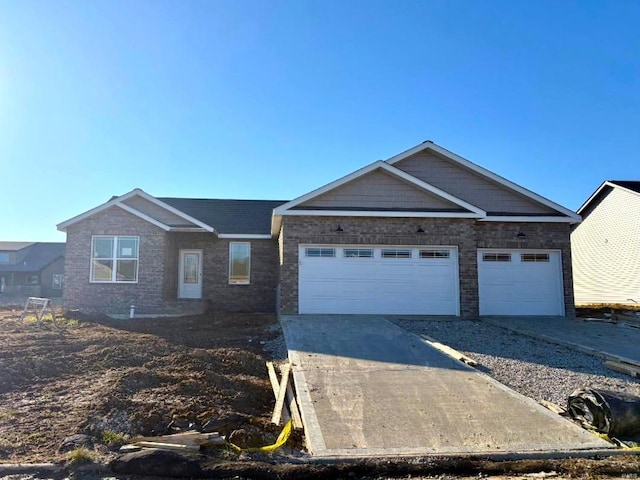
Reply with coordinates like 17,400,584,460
298,245,564,316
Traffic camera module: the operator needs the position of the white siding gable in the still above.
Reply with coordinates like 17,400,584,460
572,187,640,305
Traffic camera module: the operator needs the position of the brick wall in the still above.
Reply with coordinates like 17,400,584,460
63,207,167,315
167,233,279,312
476,222,575,318
278,216,575,318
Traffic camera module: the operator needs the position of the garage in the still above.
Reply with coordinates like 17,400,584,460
298,245,459,315
477,249,564,316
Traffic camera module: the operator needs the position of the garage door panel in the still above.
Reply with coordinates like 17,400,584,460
478,250,563,316
299,245,459,315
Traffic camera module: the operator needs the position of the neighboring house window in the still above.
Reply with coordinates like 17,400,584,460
91,236,139,283
52,274,64,289
0,252,9,263
25,274,39,285
229,242,250,284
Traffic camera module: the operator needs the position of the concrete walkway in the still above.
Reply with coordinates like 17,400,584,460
482,316,640,366
281,315,613,458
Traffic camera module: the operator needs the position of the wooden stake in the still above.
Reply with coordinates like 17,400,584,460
266,361,291,423
271,362,290,425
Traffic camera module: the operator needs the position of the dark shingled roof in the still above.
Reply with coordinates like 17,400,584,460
0,242,65,273
609,181,640,194
158,198,288,234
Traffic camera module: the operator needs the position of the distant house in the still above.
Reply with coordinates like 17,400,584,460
0,242,65,298
57,141,579,317
572,181,640,306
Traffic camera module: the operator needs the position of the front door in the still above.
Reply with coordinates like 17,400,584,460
178,249,203,299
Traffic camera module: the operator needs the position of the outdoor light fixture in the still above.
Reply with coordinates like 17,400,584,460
335,225,344,233
516,231,526,239
416,227,425,233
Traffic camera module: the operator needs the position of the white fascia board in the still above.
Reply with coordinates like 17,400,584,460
273,161,390,214
129,189,216,233
577,181,640,216
271,214,283,237
386,141,581,222
479,216,580,224
218,234,272,239
57,189,141,231
115,203,171,231
273,160,485,216
279,210,482,219
168,227,211,232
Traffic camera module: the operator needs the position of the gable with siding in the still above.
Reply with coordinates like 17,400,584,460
572,184,640,305
394,151,559,215
298,169,469,211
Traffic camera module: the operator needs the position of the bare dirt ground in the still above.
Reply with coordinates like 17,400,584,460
0,308,281,464
1,307,639,479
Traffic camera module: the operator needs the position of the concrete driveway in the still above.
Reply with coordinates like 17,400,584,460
482,316,640,366
281,315,613,458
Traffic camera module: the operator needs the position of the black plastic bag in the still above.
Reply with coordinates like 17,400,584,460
567,388,640,437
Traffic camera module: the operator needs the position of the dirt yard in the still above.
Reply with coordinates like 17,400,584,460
0,308,281,464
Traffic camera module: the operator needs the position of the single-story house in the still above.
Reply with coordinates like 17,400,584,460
57,141,580,317
572,180,640,306
0,242,65,298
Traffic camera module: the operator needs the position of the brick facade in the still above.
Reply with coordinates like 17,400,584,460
278,216,575,318
63,207,278,315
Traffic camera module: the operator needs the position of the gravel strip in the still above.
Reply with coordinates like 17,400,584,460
394,318,640,407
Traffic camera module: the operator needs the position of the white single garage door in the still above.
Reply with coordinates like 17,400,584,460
477,250,564,316
299,245,459,315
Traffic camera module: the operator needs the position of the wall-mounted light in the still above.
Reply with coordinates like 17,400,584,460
516,231,526,240
335,225,344,233
416,227,425,234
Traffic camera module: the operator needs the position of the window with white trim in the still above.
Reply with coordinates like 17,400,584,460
482,253,511,262
229,242,250,284
420,249,450,259
344,248,373,258
381,249,412,258
305,248,335,258
0,252,9,263
25,274,39,285
91,236,139,282
521,253,550,263
52,274,64,289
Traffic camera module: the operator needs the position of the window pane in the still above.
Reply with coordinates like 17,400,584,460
482,253,511,262
522,253,550,263
420,250,450,259
230,243,250,284
117,237,139,258
183,253,199,284
381,249,412,258
306,248,335,258
52,274,63,289
0,253,9,263
116,260,137,281
92,259,113,281
344,248,373,258
93,237,114,258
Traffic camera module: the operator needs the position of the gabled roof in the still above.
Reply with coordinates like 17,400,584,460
57,189,287,237
386,141,581,222
159,198,287,236
577,180,640,216
272,160,487,234
0,241,33,251
0,242,65,273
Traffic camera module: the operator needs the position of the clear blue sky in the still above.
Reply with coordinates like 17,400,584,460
1,0,638,242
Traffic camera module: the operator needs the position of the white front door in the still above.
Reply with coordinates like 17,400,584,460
178,249,203,299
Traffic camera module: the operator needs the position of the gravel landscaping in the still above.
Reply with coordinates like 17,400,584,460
393,318,640,407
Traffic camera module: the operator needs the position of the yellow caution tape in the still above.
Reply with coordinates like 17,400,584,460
227,419,293,453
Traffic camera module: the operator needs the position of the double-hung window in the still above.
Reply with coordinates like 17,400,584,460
91,236,139,282
229,242,251,284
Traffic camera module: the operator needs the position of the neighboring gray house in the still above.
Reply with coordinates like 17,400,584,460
0,242,65,298
57,141,580,317
572,180,640,306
